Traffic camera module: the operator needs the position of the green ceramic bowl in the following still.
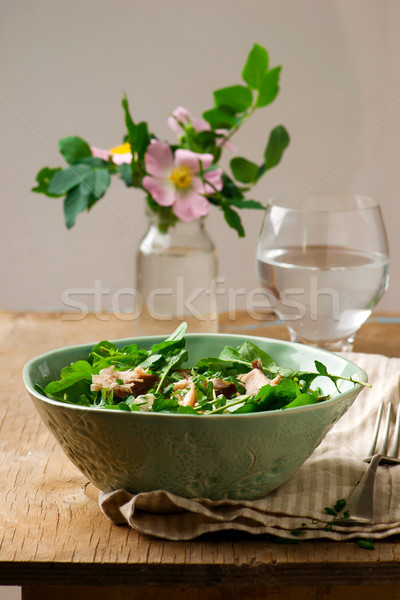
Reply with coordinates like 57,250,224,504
23,333,367,500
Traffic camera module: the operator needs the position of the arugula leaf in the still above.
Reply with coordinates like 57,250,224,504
177,406,199,415
139,354,163,369
34,383,64,402
357,539,375,550
89,340,118,361
150,321,188,355
283,390,319,410
236,342,277,371
334,498,347,513
255,379,299,411
233,379,319,414
156,348,188,393
152,395,180,413
45,360,95,394
315,360,341,392
196,341,276,376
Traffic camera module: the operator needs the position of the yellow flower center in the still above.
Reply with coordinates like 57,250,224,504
109,142,131,154
169,166,193,189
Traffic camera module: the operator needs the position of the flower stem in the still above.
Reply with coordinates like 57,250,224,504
223,106,257,144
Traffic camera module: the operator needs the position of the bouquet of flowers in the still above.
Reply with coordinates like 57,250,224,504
32,43,289,236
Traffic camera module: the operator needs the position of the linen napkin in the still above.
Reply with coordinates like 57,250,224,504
100,352,400,541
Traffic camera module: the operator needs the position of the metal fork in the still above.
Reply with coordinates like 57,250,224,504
336,401,400,524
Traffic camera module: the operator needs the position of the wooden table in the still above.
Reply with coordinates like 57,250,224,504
2,310,400,600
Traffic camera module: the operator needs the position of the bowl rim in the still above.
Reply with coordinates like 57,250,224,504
23,332,368,419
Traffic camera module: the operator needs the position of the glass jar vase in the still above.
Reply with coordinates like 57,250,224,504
135,212,219,335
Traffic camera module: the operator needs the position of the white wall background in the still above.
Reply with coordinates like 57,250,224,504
1,0,399,316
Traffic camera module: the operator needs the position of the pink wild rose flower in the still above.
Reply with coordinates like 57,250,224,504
167,106,209,136
142,140,223,222
168,106,236,151
91,142,132,166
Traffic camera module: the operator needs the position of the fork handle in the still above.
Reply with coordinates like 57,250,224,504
341,453,382,523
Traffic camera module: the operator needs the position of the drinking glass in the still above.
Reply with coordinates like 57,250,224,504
257,194,390,351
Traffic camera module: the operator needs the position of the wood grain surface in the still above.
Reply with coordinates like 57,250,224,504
1,310,400,597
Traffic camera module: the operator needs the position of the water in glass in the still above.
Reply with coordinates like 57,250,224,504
257,194,390,351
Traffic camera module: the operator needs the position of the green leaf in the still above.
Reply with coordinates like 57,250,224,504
220,203,245,237
59,136,92,164
334,498,347,513
34,383,65,402
152,395,181,413
227,197,264,210
139,354,163,369
45,360,95,394
253,380,299,412
219,173,245,199
54,164,111,227
263,125,290,171
213,85,253,114
177,406,199,415
32,167,63,197
357,539,375,550
315,361,329,377
283,391,319,409
134,121,150,160
74,156,110,168
324,507,337,517
218,346,252,367
118,163,133,186
202,106,237,129
150,322,188,355
82,168,111,208
122,94,136,146
48,164,92,195
242,43,269,90
64,185,90,228
230,157,259,184
256,66,281,108
236,342,277,371
89,340,118,361
155,348,188,393
117,402,131,412
121,95,150,161
186,130,218,154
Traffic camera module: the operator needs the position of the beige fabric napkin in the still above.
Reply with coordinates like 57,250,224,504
100,352,400,541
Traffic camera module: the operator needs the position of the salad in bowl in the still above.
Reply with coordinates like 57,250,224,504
23,325,368,500
35,322,367,417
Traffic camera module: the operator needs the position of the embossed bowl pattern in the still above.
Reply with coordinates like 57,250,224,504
23,334,367,500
